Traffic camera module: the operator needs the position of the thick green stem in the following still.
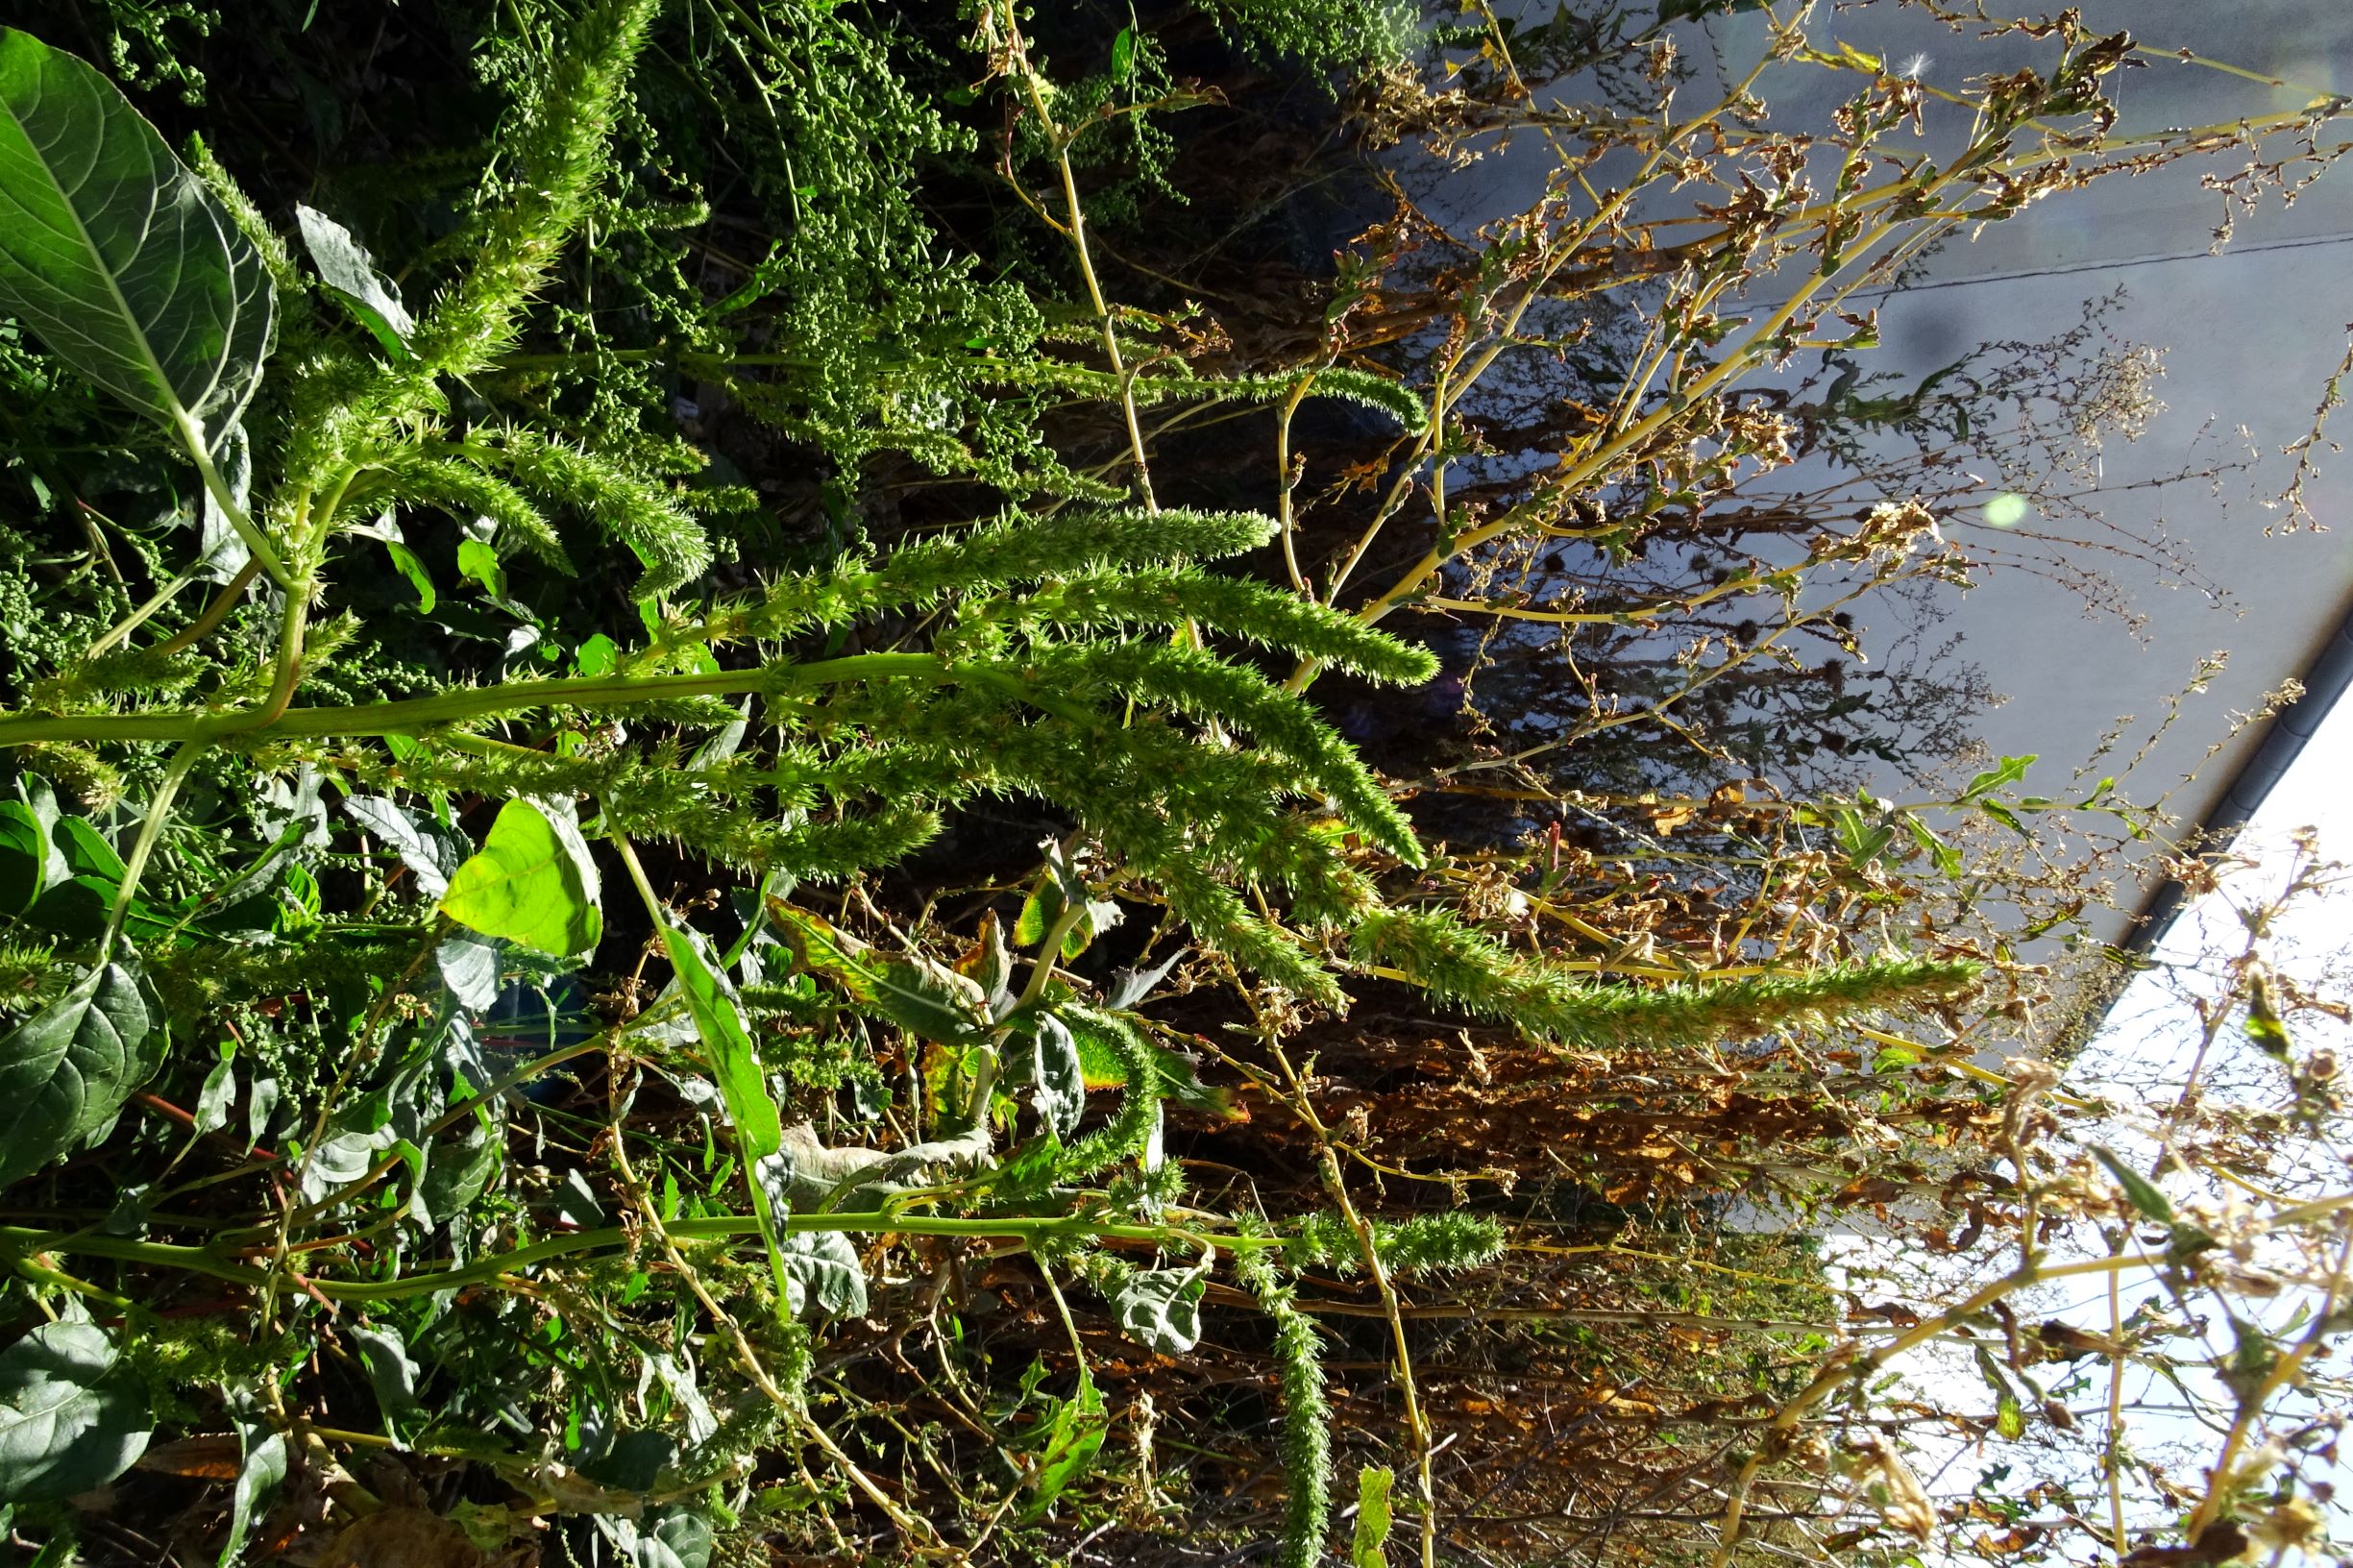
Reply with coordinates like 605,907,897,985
99,738,207,960
0,650,951,746
0,1213,1274,1303
174,413,293,589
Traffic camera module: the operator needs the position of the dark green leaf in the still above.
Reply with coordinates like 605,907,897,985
641,1509,714,1568
1025,1013,1086,1138
582,1429,674,1493
440,797,602,956
778,1229,867,1318
0,799,47,914
218,1413,286,1568
1108,1262,1207,1356
348,1322,424,1427
418,1113,499,1221
50,816,123,883
0,29,272,440
345,796,466,900
1017,1370,1106,1523
767,901,991,1044
193,1047,236,1136
293,203,413,355
0,961,154,1188
0,1322,150,1503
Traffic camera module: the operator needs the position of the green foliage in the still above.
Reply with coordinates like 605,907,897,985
0,3,2214,1563
438,796,602,956
1354,907,1983,1048
1203,0,1421,81
0,1322,152,1504
1236,1244,1334,1568
0,961,153,1187
0,28,271,439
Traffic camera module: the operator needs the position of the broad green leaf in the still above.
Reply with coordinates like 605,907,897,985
295,1128,379,1205
659,925,780,1163
51,815,124,883
1960,753,2036,803
345,795,466,900
1017,1370,1106,1523
293,203,413,355
766,900,991,1044
641,1509,715,1568
777,1230,867,1318
386,539,436,612
1015,842,1122,959
1352,1466,1395,1568
418,1113,500,1221
435,932,503,1012
192,1045,236,1136
440,797,602,956
1066,1007,1232,1118
456,535,506,597
0,799,45,913
348,1322,425,1429
1107,1261,1208,1356
219,1413,286,1568
1023,1013,1086,1138
0,960,154,1188
663,920,794,1303
582,1429,674,1492
0,28,272,442
0,1322,151,1503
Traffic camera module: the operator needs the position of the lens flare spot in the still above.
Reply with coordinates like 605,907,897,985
1982,492,2031,528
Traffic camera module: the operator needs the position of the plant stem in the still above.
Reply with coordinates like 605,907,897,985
0,650,952,746
99,738,207,960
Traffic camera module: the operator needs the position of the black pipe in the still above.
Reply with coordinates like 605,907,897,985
2120,593,2353,955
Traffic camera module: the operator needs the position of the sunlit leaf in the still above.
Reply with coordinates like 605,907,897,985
440,797,602,956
